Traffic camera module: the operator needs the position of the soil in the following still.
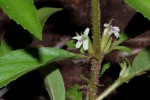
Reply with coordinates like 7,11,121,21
0,0,150,100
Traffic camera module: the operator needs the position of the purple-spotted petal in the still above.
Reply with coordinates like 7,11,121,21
112,26,120,32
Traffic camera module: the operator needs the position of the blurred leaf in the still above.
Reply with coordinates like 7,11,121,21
66,84,82,100
41,66,65,100
65,40,76,48
100,62,110,77
0,47,83,88
125,0,150,20
0,0,42,39
37,7,62,29
117,32,129,44
112,46,131,54
129,47,150,78
0,39,12,56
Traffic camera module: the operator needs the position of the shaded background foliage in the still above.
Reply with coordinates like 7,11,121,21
0,0,150,100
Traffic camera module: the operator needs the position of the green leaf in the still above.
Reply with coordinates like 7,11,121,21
41,66,65,100
129,47,150,78
0,47,82,88
100,62,110,77
112,46,131,54
0,39,12,56
37,7,62,29
117,32,129,43
0,0,42,39
66,84,82,100
125,0,150,20
65,40,76,48
119,58,131,78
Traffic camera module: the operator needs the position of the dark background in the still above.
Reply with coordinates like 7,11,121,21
0,0,150,100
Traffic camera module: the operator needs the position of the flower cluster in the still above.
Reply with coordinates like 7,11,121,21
72,23,120,51
103,23,120,38
72,28,90,50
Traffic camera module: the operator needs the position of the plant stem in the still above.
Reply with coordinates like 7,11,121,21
88,0,102,99
96,78,122,100
89,61,97,100
89,58,103,100
91,0,101,60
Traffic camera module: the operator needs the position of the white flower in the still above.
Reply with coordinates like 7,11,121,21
103,23,120,38
72,28,90,50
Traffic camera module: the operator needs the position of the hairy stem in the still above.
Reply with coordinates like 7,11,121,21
89,62,97,100
88,0,102,99
91,0,101,60
89,57,103,100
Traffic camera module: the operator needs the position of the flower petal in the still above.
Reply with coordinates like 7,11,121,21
76,41,82,48
72,36,82,40
104,23,110,27
112,26,120,32
83,39,89,50
83,28,90,36
114,32,120,38
109,31,113,35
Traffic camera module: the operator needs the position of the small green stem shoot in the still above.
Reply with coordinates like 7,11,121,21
96,78,122,100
